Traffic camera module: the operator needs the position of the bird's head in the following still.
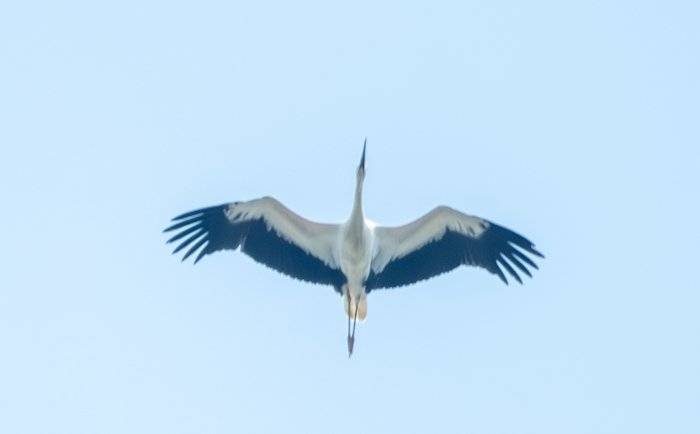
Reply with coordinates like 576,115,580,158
356,138,367,181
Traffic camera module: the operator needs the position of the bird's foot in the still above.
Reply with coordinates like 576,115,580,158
347,335,354,358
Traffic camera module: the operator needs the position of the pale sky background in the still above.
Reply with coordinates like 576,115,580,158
1,1,699,433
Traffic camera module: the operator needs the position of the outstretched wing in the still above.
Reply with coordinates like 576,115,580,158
164,197,346,287
367,206,543,291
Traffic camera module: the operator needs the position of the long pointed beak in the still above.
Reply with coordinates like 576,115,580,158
359,138,366,171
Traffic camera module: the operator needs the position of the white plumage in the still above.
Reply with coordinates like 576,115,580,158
164,140,543,356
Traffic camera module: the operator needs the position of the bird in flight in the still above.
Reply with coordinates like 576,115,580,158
164,140,543,356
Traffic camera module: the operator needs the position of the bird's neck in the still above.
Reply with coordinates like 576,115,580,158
349,177,364,229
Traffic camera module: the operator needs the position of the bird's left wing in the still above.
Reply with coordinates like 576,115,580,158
367,206,543,290
164,197,345,287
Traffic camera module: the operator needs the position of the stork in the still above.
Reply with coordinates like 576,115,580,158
164,140,543,356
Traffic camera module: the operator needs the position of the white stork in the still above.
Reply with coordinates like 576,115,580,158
164,140,543,356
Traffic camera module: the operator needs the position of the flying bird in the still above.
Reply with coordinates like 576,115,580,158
164,140,543,356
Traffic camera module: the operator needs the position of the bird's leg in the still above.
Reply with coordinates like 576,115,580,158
344,286,353,356
348,297,360,358
347,307,352,354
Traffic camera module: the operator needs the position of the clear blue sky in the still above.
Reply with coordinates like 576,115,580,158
1,1,698,433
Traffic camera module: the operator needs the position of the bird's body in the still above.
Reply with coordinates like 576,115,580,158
338,173,373,322
338,222,371,320
164,140,543,356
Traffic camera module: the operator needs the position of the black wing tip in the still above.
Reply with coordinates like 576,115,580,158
171,207,209,222
169,204,230,222
163,222,182,233
493,264,509,285
491,223,544,256
531,247,545,258
164,205,228,231
164,204,232,263
484,222,544,285
193,250,207,264
501,255,523,282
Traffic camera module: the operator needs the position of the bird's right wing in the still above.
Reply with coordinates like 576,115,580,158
164,197,346,287
367,206,543,290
